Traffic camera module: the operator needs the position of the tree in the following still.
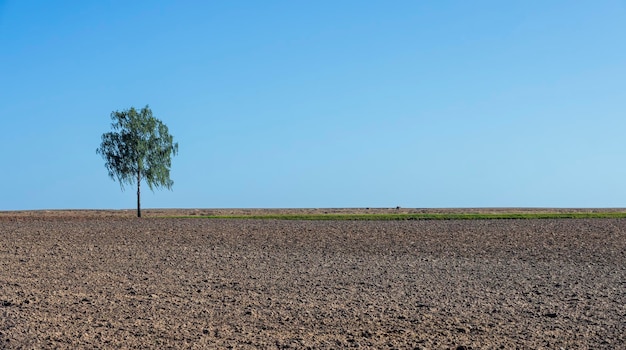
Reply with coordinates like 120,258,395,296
97,105,178,217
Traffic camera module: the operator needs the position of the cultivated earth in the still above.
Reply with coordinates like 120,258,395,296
0,209,624,349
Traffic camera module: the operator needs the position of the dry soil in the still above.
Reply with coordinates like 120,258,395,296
0,210,624,349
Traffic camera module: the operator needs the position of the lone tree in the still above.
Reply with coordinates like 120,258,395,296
97,105,178,217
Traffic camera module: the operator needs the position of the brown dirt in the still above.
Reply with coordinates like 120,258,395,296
3,207,624,219
1,210,625,349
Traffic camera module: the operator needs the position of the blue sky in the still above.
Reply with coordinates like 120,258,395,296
1,1,625,210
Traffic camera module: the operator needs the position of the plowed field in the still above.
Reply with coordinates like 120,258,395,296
1,211,624,349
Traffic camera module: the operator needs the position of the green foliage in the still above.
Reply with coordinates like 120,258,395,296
165,212,626,220
97,105,178,215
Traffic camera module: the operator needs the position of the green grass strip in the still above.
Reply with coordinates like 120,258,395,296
162,212,626,220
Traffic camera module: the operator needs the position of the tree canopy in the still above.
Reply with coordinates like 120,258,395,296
97,105,178,217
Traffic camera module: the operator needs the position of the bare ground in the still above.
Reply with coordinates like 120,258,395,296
0,210,625,349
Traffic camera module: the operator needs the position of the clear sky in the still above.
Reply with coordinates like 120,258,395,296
1,1,625,210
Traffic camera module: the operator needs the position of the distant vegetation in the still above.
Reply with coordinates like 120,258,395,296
165,212,626,220
97,105,178,218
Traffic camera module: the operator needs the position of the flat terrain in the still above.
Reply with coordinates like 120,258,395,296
1,210,625,348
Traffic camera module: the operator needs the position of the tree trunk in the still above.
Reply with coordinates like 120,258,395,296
137,168,141,218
